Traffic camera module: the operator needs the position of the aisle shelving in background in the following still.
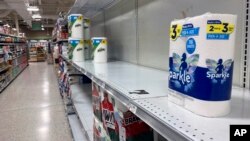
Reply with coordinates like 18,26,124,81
0,33,28,92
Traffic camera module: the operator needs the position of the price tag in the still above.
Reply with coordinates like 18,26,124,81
170,24,182,40
206,22,234,34
129,103,137,114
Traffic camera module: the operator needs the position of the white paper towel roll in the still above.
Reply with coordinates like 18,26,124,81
68,14,84,39
92,37,108,63
84,28,90,40
84,40,90,60
183,13,237,117
168,19,186,106
84,18,91,28
68,38,84,62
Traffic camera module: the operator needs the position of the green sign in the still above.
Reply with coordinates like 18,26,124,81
32,22,41,30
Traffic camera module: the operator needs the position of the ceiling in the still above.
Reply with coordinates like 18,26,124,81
0,0,75,30
0,0,121,32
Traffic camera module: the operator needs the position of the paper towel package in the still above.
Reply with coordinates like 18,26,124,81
168,13,237,117
68,38,84,62
93,117,109,141
61,42,68,57
169,19,186,106
83,19,91,60
92,82,102,122
84,40,91,60
68,14,84,38
84,18,91,28
92,37,108,63
93,82,153,141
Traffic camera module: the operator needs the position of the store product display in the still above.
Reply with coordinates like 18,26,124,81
84,40,91,60
61,42,69,57
68,14,84,39
169,13,237,117
68,38,84,62
92,82,154,141
0,33,28,92
91,37,108,63
84,18,91,60
168,18,186,106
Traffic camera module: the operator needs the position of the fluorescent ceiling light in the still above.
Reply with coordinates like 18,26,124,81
4,24,10,27
27,6,39,11
42,28,45,30
32,14,42,19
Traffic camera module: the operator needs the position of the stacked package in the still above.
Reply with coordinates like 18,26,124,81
92,82,154,141
84,18,91,60
68,14,84,61
168,13,237,117
91,37,108,63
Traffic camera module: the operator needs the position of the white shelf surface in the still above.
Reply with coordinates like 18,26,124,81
71,83,93,141
60,54,250,141
132,87,250,141
68,114,88,141
72,60,168,101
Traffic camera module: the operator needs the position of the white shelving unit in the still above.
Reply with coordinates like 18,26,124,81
60,54,250,141
68,114,89,141
70,83,93,141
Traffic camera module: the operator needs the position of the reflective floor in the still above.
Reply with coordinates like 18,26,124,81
0,63,72,141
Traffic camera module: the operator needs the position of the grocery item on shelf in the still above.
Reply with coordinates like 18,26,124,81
61,42,69,57
68,14,84,39
68,38,84,62
0,40,28,92
168,13,237,117
54,45,59,59
84,40,90,60
92,82,154,141
168,18,186,106
84,18,91,39
29,46,46,62
91,37,108,63
92,82,102,122
93,116,109,141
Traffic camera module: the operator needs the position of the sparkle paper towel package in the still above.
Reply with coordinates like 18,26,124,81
168,13,237,117
92,37,108,63
169,19,186,106
68,14,84,38
68,38,84,62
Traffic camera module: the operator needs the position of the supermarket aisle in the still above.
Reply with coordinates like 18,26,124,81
0,63,72,141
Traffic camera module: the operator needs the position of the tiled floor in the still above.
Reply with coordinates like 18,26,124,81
0,63,72,141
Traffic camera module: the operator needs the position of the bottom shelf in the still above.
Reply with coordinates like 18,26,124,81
68,114,88,141
71,83,93,141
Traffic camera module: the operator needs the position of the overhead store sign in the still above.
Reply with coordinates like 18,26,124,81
32,22,42,30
